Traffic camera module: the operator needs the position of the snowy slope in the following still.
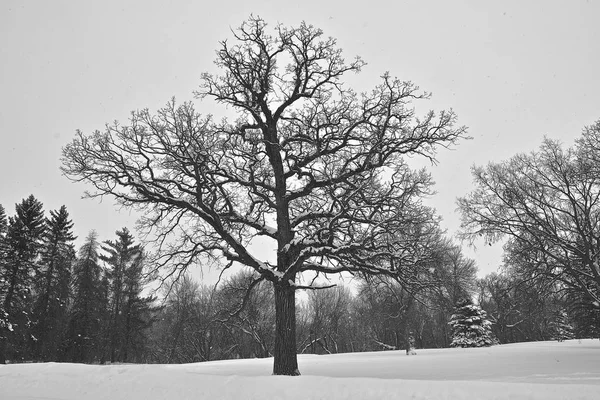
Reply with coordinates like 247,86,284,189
1,340,599,400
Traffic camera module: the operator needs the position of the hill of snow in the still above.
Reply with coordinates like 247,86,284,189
1,339,599,399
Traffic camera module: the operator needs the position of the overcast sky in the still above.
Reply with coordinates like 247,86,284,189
1,0,599,279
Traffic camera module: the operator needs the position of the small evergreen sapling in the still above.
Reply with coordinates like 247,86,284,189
449,298,497,348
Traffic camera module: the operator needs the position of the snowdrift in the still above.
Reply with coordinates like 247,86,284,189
1,339,599,399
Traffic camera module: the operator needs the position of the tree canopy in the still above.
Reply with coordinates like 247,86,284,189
458,120,600,311
62,17,466,375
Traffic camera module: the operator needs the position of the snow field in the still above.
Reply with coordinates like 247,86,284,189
1,339,599,400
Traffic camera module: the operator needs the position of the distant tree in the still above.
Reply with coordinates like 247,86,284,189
355,276,411,352
0,204,7,271
151,271,279,364
423,240,478,348
120,250,157,362
436,244,478,306
1,196,45,315
0,195,45,361
152,275,210,363
449,298,497,348
216,270,276,359
62,17,466,375
96,271,112,361
458,122,600,311
100,228,155,362
100,228,138,362
0,204,8,286
0,204,7,237
31,206,76,360
300,285,353,355
549,309,574,342
477,268,581,344
477,273,528,343
66,231,104,362
568,289,600,339
0,204,8,363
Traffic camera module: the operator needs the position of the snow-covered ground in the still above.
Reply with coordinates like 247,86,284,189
1,340,599,399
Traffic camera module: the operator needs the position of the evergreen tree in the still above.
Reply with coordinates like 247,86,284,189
549,309,574,342
0,195,45,361
0,204,7,270
31,206,76,360
449,298,497,348
0,204,9,363
67,231,103,363
0,204,7,288
96,270,111,362
0,204,7,237
568,290,600,339
0,203,7,287
121,251,157,362
100,228,155,362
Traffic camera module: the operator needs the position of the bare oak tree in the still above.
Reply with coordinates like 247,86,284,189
458,121,600,312
62,17,465,375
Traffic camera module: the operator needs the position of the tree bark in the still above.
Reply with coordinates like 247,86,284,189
0,334,7,364
272,282,299,375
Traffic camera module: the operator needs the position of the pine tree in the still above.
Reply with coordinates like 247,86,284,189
121,251,157,362
0,205,7,280
0,195,45,361
569,286,600,339
0,204,8,291
0,204,7,237
0,204,9,363
96,270,111,362
31,206,76,360
100,228,155,362
67,231,104,363
449,298,497,348
549,309,574,342
101,228,138,362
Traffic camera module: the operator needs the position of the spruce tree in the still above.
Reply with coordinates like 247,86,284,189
550,309,575,342
0,204,8,290
100,228,155,362
0,195,45,361
0,205,7,279
96,270,111,362
67,231,103,363
121,251,157,362
449,298,497,348
569,286,600,339
31,206,76,360
0,204,8,363
0,204,7,237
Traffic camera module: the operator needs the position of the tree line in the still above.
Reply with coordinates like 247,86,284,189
0,193,595,365
459,120,600,341
56,17,598,375
0,195,156,364
151,252,592,364
0,196,484,364
149,237,480,363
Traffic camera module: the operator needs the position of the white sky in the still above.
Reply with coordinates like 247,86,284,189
1,0,599,279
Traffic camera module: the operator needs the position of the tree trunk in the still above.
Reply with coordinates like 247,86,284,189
4,262,20,315
272,282,299,376
0,334,7,364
